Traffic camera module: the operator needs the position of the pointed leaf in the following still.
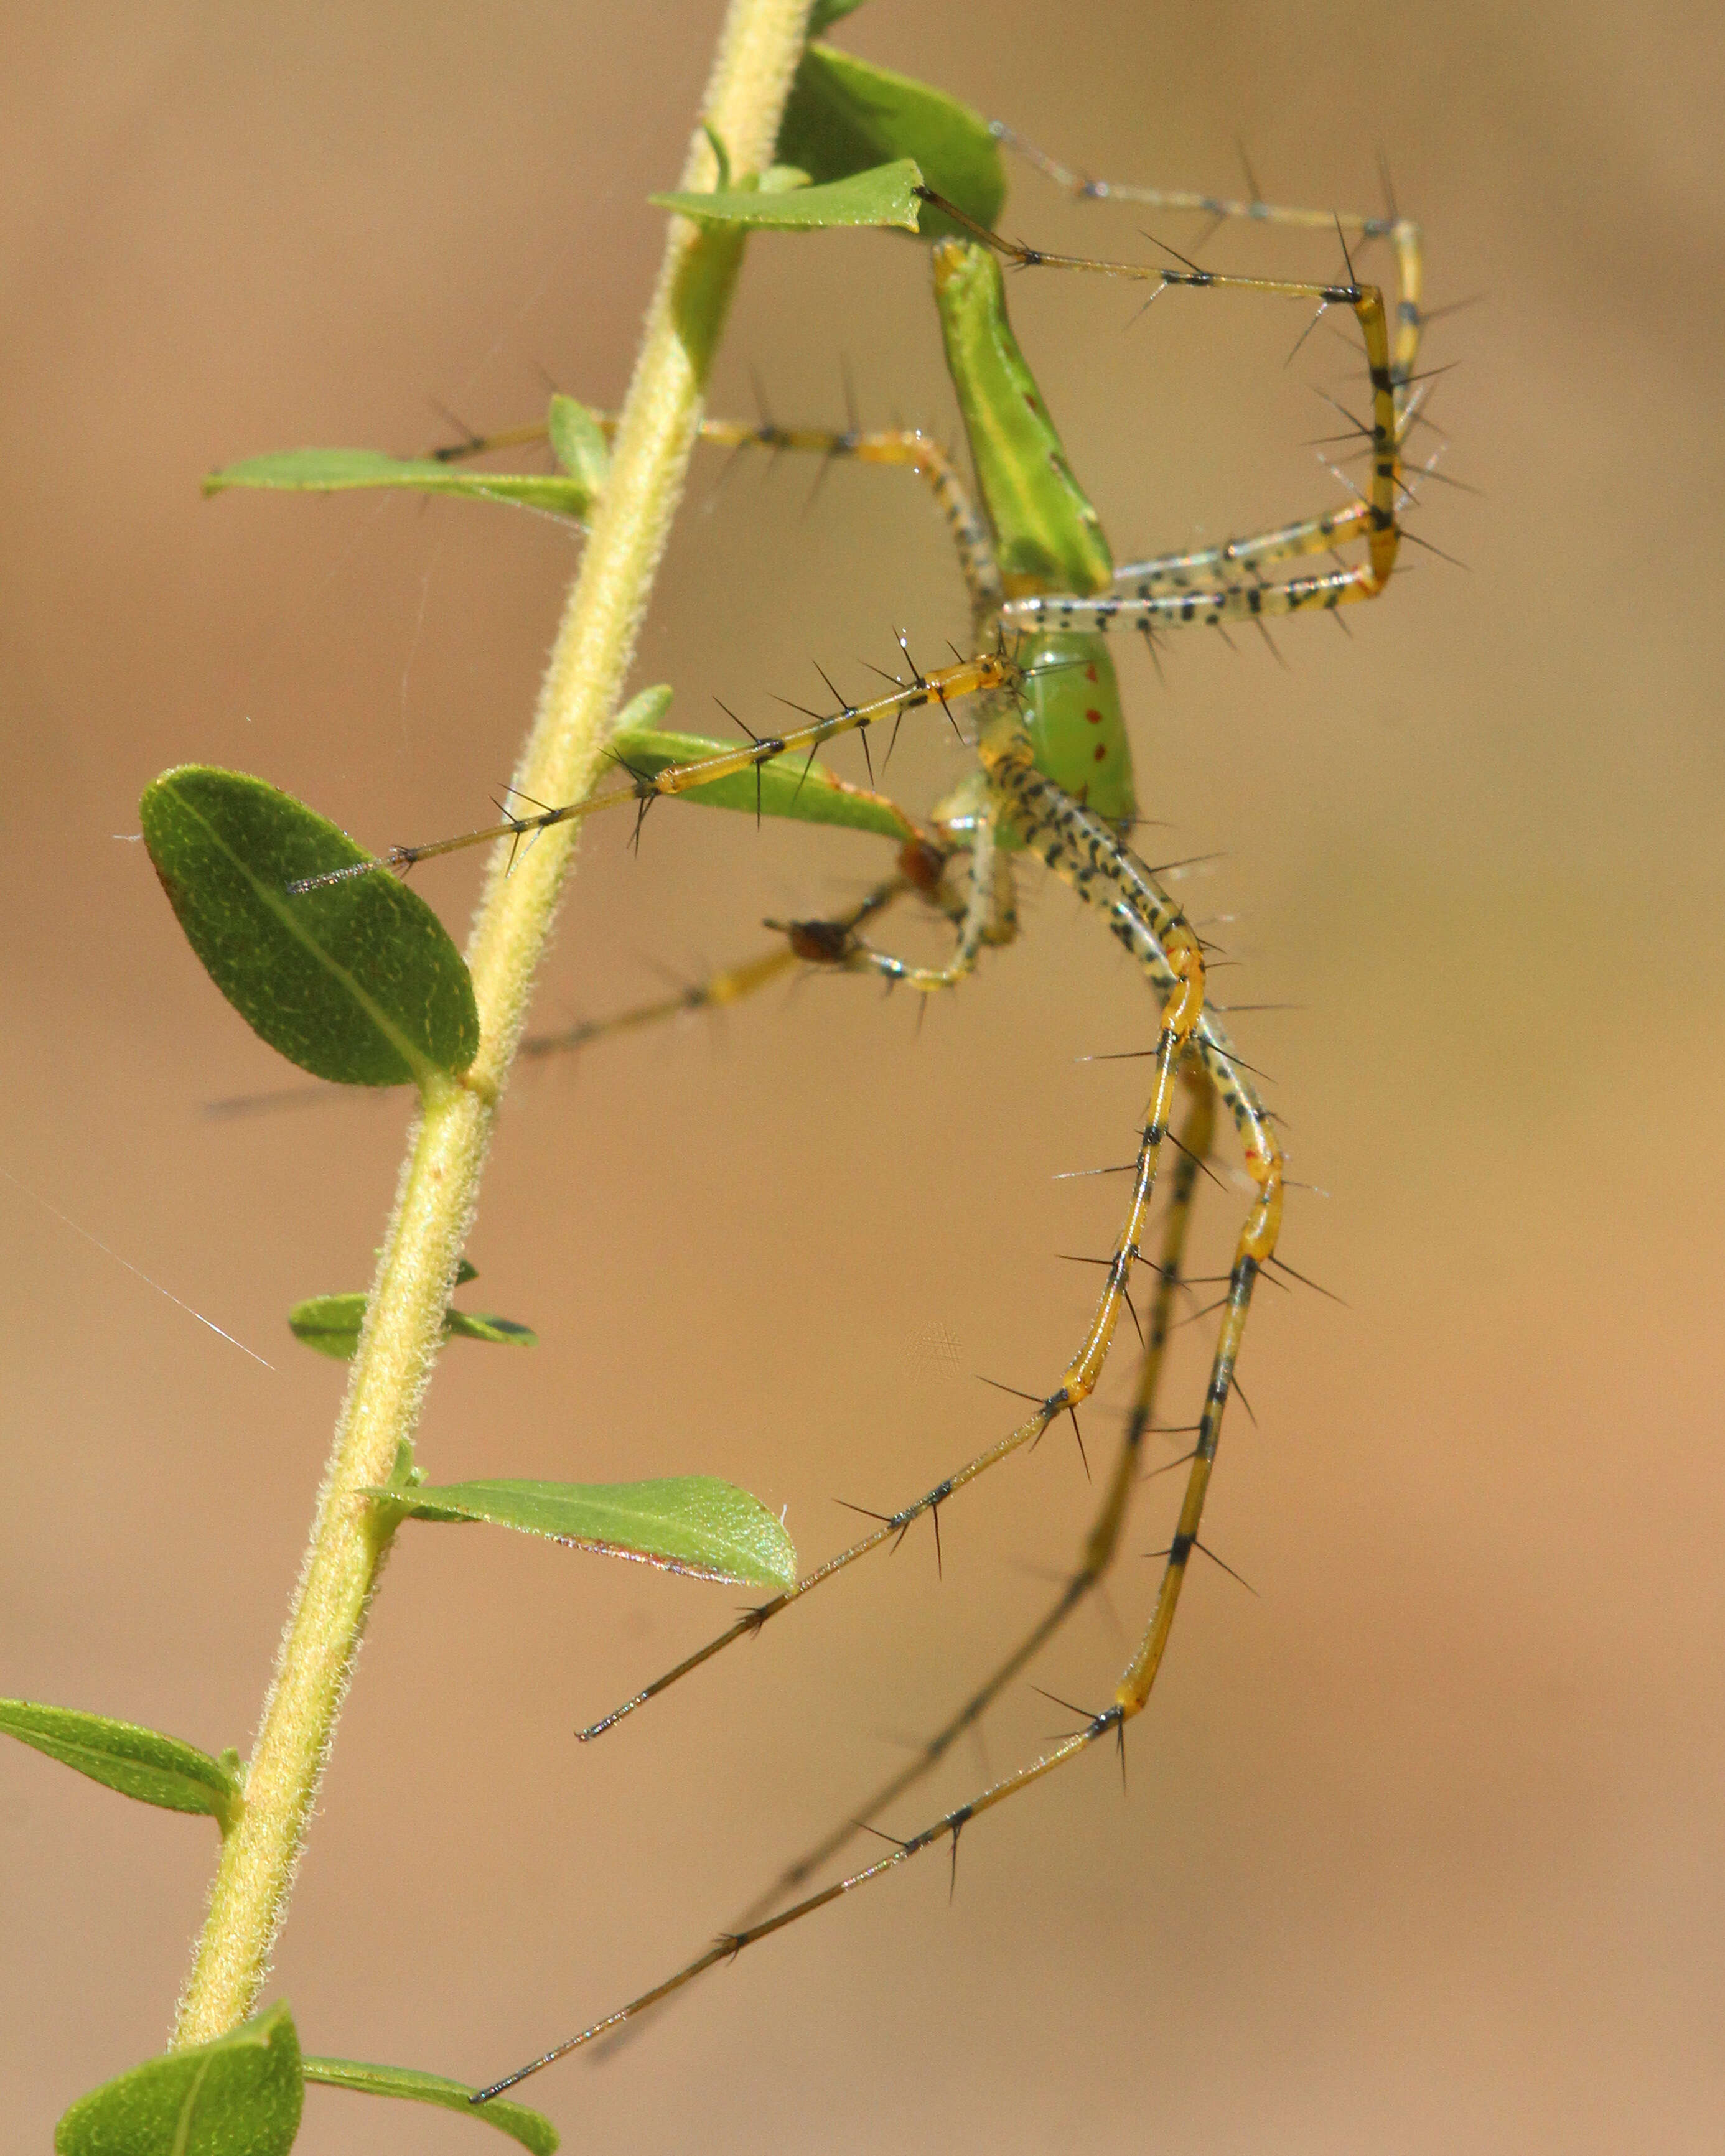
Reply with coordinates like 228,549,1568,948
444,1309,536,1346
653,157,923,232
289,1291,535,1360
778,45,1003,240
456,1257,480,1286
55,2001,301,2156
610,725,915,841
0,1699,242,1834
204,446,592,523
302,2060,556,2154
142,766,479,1087
809,0,869,27
545,394,610,498
383,1477,797,1588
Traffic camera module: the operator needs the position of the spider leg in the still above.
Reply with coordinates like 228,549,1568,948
837,801,1016,993
430,409,1003,629
731,1063,1215,1926
576,900,1204,1740
988,121,1425,396
694,417,1003,631
517,866,928,1064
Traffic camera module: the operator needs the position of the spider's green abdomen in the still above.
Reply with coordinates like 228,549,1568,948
1018,628,1137,831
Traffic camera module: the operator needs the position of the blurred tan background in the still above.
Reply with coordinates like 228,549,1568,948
5,3,1723,2149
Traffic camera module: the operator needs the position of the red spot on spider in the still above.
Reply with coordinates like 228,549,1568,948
1085,707,1103,725
1093,743,1107,763
1024,393,1039,413
1085,663,1098,682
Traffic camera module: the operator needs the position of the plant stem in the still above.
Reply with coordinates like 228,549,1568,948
172,0,814,2048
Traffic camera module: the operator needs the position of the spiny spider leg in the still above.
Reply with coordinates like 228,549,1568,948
837,803,1009,994
907,184,1409,631
518,864,932,1065
732,1066,1215,1927
431,411,1003,630
480,735,1283,2101
288,653,1017,892
988,120,1425,395
576,907,1205,1742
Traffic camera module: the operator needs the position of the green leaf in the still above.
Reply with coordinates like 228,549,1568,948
55,2001,301,2156
444,1309,536,1346
286,1292,368,1359
809,0,869,29
302,2060,556,2154
545,394,610,498
204,446,594,524
383,1477,798,1589
610,724,916,842
289,1290,536,1361
0,1699,243,1834
653,156,923,232
141,767,480,1088
777,45,1003,240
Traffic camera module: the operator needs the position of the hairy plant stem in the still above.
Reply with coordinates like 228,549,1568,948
172,0,815,2048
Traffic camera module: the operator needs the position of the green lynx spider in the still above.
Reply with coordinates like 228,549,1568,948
311,149,1426,2099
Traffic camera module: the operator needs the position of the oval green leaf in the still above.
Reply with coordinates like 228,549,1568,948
289,1290,536,1360
0,1699,242,1834
55,2001,301,2156
777,45,1003,240
302,2060,556,2155
204,446,593,524
610,724,916,841
384,1477,797,1588
142,766,480,1088
653,156,923,232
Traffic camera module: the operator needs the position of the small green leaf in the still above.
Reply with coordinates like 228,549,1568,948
383,1477,797,1589
0,1699,243,1834
289,1289,536,1360
778,45,1003,239
286,1292,368,1359
55,2001,301,2156
444,1309,536,1346
142,767,479,1088
204,446,594,523
456,1257,480,1286
809,0,869,29
545,394,610,498
653,156,923,232
302,2059,556,2154
611,724,915,842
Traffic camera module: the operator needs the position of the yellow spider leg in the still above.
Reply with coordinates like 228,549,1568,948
289,653,1018,891
1004,558,1388,634
432,411,1003,625
839,801,1009,994
919,185,1404,602
989,120,1424,396
698,418,1003,626
1108,498,1395,598
475,748,1288,2101
519,868,931,1064
576,912,1204,1742
733,1065,1215,1926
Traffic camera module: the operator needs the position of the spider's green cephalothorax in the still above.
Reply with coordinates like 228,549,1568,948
931,238,1136,833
